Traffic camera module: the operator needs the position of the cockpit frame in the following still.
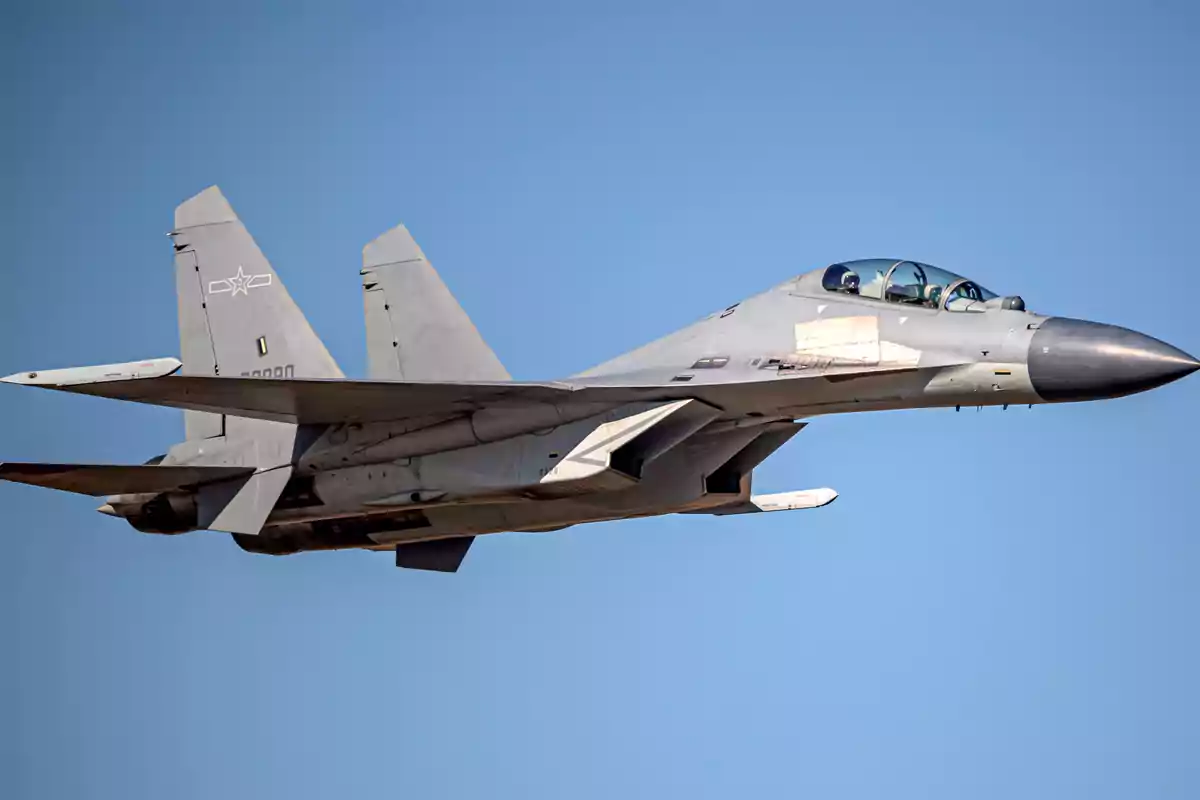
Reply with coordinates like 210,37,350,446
939,277,992,311
817,258,997,313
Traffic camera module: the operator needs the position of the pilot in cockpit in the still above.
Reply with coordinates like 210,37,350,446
819,259,1003,312
922,284,943,308
821,263,862,295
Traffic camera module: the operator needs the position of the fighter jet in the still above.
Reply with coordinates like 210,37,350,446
2,187,1196,572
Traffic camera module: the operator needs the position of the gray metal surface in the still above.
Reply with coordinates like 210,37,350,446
172,186,343,382
166,186,347,533
362,225,509,382
1029,317,1200,401
0,462,252,496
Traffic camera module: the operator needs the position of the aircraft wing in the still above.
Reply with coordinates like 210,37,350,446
3,370,583,424
1,358,927,425
0,360,691,424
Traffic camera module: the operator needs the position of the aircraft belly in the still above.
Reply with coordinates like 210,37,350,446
371,425,772,541
270,399,725,527
265,422,776,543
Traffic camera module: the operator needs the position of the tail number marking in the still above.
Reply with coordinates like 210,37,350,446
241,364,295,379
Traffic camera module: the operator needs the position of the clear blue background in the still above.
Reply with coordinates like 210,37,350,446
3,1,1197,797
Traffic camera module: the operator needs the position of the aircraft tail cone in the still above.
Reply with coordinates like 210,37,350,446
96,503,118,517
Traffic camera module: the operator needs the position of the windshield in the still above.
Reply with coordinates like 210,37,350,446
822,259,998,311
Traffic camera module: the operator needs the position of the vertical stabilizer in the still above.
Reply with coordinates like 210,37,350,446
362,225,509,381
169,186,337,534
172,186,342,440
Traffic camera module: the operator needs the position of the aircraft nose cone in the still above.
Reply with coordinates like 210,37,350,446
1029,317,1199,402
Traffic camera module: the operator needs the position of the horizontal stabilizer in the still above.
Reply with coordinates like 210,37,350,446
0,462,253,497
395,536,474,572
707,488,838,515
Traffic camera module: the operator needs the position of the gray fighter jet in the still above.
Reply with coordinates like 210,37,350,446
2,187,1196,572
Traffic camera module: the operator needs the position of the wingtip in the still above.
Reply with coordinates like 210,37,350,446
174,185,237,229
1,369,42,385
0,358,182,387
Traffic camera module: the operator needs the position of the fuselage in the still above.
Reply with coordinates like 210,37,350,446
225,260,1197,553
18,253,1194,564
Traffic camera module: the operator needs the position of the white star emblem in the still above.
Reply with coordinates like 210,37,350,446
228,267,250,296
208,266,273,297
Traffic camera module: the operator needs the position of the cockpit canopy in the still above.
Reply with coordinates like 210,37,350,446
821,259,999,312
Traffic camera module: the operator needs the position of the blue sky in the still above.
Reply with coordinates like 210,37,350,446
2,1,1198,797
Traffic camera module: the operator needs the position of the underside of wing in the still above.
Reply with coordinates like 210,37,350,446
0,462,253,496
